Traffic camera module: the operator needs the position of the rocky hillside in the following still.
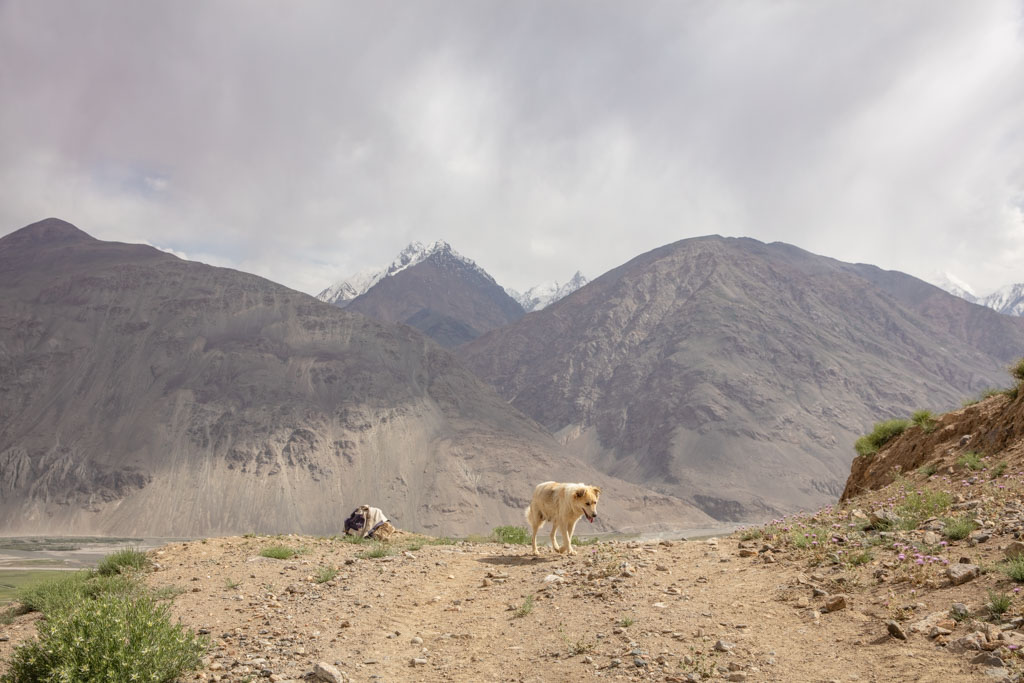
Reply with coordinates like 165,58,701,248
320,241,525,348
0,219,712,537
462,236,1024,522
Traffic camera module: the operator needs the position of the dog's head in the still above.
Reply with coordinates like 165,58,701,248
575,485,601,523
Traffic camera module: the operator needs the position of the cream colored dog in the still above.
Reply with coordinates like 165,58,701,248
525,481,601,556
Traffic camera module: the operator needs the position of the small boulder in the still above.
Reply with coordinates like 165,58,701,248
312,662,344,683
1005,541,1024,560
825,595,847,612
886,620,908,641
947,564,981,586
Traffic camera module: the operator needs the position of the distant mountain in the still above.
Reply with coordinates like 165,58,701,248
928,272,979,304
462,236,1024,522
0,219,713,537
319,241,525,347
980,284,1024,317
507,271,589,312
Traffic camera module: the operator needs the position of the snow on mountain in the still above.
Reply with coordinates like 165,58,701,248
928,273,1024,317
508,271,589,312
928,272,979,304
317,240,490,306
981,283,1024,317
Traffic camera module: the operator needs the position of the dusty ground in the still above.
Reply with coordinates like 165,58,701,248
2,523,1013,683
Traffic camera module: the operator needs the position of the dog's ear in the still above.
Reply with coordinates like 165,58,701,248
575,488,586,498
592,486,601,497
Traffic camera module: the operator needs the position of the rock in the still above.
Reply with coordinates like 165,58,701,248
762,552,777,564
930,626,953,638
714,640,734,652
727,674,748,682
633,657,648,668
411,636,423,645
825,595,847,612
410,657,428,666
969,531,992,545
908,611,948,634
312,662,343,683
543,574,564,583
886,620,907,640
972,652,1005,667
949,633,986,653
922,531,941,546
947,564,981,585
1005,541,1024,560
796,596,810,608
869,510,899,529
959,434,973,446
738,548,757,558
951,603,970,621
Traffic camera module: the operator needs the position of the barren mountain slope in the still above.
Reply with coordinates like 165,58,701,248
0,219,712,537
462,236,1024,522
344,244,524,347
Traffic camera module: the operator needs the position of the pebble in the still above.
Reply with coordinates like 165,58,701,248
886,620,908,641
714,640,735,652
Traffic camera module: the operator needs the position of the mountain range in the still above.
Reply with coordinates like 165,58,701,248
931,274,1024,317
0,219,711,537
461,237,1024,520
317,243,587,346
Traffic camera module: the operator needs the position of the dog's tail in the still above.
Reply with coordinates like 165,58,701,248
524,504,532,524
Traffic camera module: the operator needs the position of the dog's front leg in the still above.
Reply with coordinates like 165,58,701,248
550,525,563,553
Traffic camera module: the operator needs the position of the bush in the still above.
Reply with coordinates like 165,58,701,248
911,410,937,433
896,489,952,529
514,594,534,618
991,462,1008,479
957,452,983,471
1004,556,1024,582
918,463,938,477
2,593,206,683
493,526,530,545
987,590,1013,617
315,567,338,584
942,515,977,541
96,547,149,576
854,419,910,457
1011,358,1024,382
260,545,298,560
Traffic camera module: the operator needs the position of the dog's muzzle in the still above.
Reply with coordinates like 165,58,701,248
586,512,596,523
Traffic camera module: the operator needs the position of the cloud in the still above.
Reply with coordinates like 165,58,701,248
1,1,1022,295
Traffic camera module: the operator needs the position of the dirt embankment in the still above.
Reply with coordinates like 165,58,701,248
842,392,1024,501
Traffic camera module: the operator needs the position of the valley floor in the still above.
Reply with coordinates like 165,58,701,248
2,528,1001,682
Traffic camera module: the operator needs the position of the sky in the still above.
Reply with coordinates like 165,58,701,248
1,1,1023,297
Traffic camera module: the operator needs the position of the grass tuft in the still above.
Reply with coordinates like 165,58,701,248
987,590,1013,617
95,547,149,576
957,452,983,471
942,515,977,541
315,567,338,584
1004,556,1024,582
854,419,910,457
492,526,530,544
259,545,299,560
514,594,534,618
911,410,937,433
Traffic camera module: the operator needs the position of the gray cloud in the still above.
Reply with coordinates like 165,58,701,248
1,1,1022,295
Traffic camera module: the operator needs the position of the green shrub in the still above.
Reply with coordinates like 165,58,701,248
1011,358,1024,382
987,590,1013,617
1004,556,1024,582
991,462,1008,479
514,594,534,618
96,547,149,576
2,593,206,683
854,419,910,457
942,515,977,541
357,544,393,559
911,410,937,433
918,463,938,477
315,567,338,584
493,526,531,544
957,452,983,471
260,545,298,560
896,489,953,529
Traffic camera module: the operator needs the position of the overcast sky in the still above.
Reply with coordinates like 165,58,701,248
2,1,1023,297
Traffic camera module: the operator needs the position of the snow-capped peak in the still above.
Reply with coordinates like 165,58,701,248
928,272,979,303
317,240,490,306
981,283,1024,317
508,271,589,312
